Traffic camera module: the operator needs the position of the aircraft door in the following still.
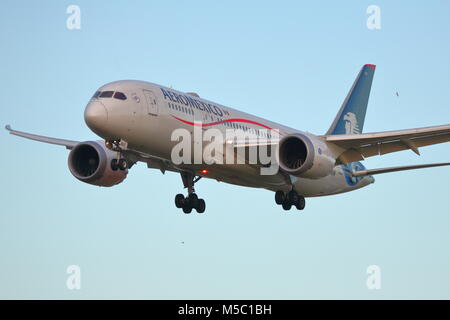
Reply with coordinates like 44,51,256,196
143,89,158,116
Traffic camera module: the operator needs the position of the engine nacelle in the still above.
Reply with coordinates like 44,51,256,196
278,133,335,179
68,141,127,187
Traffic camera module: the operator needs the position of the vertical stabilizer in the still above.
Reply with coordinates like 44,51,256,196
326,64,376,135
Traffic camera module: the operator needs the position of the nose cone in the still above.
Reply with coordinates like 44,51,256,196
368,175,375,184
85,101,108,135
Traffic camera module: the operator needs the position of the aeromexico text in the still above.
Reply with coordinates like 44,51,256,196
160,87,226,117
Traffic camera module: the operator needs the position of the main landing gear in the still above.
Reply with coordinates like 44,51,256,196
175,172,206,214
275,190,305,211
175,193,206,214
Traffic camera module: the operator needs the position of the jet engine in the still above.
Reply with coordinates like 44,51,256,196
278,133,335,179
68,141,127,187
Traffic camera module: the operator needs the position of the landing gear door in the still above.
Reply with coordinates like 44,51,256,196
143,89,158,116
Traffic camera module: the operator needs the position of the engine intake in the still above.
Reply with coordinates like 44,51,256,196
279,136,309,171
278,133,335,179
68,141,127,187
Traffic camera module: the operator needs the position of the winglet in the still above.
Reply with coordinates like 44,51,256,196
5,124,11,131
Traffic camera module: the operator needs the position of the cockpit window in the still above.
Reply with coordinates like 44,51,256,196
93,90,127,100
113,92,127,100
99,91,114,98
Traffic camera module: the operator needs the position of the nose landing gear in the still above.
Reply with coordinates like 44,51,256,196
175,172,206,214
106,139,133,171
111,158,128,171
275,190,305,211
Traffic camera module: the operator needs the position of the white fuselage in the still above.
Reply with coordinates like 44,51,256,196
85,80,374,197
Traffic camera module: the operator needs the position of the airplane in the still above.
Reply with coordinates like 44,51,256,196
6,64,450,214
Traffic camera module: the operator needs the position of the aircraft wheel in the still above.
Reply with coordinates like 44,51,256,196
118,158,128,170
175,194,185,208
187,193,198,207
282,200,292,211
295,196,305,210
287,190,299,205
275,191,285,205
111,159,119,171
182,204,192,214
196,199,206,213
188,193,198,200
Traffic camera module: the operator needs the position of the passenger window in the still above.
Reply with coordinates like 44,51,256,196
99,91,114,98
114,92,127,100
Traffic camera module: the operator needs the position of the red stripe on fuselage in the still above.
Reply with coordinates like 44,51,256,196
171,115,273,130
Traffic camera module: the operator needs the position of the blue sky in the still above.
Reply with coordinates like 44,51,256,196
0,0,449,299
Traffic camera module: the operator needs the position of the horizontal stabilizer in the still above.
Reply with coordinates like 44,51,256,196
352,162,450,177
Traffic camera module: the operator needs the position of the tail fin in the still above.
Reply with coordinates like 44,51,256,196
326,64,376,135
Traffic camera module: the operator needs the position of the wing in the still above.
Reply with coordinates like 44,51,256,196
352,162,450,177
323,124,450,163
5,125,79,149
5,125,187,174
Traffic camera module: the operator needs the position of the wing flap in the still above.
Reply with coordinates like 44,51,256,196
325,124,450,146
324,124,450,163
